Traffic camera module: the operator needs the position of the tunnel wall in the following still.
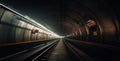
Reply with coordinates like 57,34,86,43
65,0,120,44
0,5,55,44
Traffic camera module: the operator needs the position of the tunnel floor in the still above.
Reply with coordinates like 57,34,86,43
47,39,72,61
0,39,120,61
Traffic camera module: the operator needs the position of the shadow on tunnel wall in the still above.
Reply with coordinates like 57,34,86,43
64,0,120,47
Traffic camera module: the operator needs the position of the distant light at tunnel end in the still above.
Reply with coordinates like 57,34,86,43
59,36,65,38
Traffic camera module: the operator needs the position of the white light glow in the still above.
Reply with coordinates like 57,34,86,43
24,16,60,37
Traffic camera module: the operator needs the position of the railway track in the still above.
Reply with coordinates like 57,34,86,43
0,40,59,61
1,38,119,61
64,38,120,61
64,39,94,61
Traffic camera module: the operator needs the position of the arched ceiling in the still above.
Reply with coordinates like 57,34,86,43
0,0,119,36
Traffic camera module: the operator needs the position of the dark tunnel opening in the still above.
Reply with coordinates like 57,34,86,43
0,0,120,61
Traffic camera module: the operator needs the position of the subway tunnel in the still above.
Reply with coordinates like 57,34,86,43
0,0,120,61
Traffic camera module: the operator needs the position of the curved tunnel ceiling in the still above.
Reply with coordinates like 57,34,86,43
0,0,119,36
